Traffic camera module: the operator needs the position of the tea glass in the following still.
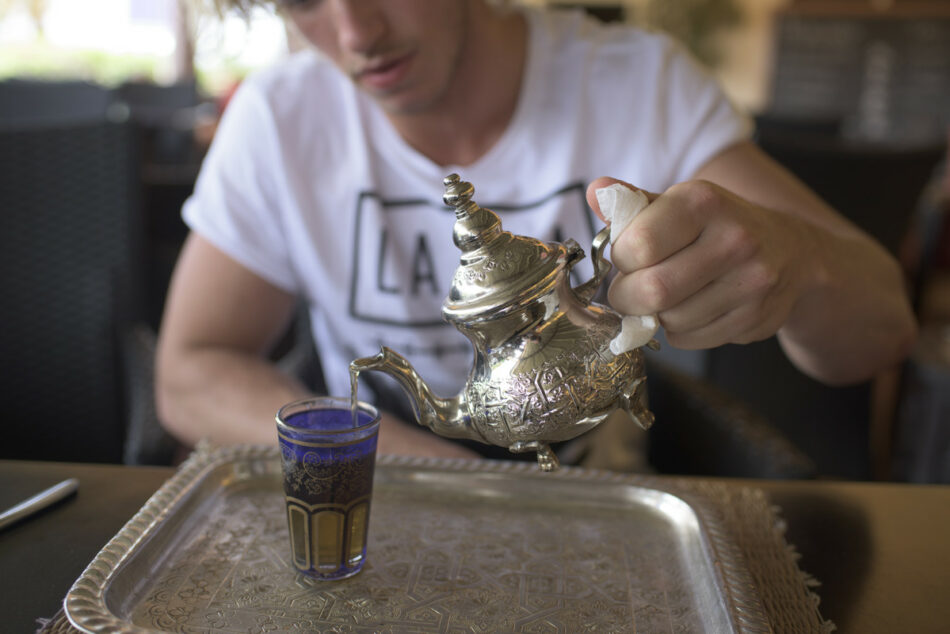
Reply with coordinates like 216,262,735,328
276,396,380,580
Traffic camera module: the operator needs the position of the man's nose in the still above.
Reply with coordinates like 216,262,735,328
332,0,386,54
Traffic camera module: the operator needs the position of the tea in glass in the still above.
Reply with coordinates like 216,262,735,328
276,396,380,580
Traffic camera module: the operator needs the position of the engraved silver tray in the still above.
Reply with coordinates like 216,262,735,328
59,445,829,633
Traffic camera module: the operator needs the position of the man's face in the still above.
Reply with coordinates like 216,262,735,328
283,0,469,115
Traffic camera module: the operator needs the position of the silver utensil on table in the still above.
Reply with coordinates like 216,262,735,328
0,478,79,531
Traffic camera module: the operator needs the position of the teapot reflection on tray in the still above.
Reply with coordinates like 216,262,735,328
351,174,656,471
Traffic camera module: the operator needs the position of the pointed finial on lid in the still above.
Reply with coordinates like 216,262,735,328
443,173,479,219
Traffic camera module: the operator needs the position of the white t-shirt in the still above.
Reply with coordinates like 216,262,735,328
183,8,751,402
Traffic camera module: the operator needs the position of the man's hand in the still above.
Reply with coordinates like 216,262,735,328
585,141,917,386
587,176,816,351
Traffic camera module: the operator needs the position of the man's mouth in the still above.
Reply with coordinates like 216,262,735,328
354,52,414,92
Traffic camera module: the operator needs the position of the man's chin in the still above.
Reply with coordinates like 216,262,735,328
371,92,435,117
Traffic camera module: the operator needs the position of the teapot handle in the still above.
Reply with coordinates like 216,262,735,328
571,225,611,303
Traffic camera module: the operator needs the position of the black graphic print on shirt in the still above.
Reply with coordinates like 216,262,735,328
348,183,597,329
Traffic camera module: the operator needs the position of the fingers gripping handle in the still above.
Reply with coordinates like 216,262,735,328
572,226,611,303
594,184,660,354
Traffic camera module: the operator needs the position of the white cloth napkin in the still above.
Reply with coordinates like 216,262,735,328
595,183,660,354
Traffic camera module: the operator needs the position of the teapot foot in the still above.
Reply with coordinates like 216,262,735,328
509,441,560,472
621,378,655,430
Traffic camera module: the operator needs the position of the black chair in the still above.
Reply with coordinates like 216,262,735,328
754,123,946,256
115,80,202,165
705,338,874,479
113,80,204,329
0,78,119,127
0,120,170,464
646,358,817,479
892,323,950,484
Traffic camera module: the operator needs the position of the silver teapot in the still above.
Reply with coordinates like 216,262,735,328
350,174,655,471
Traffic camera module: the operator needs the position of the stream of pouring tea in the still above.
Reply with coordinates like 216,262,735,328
349,366,360,428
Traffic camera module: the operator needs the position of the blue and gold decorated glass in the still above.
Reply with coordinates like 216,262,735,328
276,396,380,580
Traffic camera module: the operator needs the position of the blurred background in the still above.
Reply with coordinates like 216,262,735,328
0,0,284,92
1,0,948,484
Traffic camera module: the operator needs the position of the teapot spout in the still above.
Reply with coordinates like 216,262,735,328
349,347,483,444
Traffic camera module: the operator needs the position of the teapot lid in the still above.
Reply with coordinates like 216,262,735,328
441,174,565,323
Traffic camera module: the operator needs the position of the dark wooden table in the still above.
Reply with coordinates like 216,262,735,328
1,459,948,633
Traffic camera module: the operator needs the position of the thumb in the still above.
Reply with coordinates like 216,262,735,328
586,177,660,223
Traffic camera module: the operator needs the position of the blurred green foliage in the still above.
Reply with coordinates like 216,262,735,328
636,0,745,68
0,44,161,85
0,0,259,93
0,42,249,96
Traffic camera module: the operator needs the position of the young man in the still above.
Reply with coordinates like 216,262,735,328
156,0,916,460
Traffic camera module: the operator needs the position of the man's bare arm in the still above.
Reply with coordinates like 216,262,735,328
155,233,308,446
156,233,479,457
695,142,917,384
